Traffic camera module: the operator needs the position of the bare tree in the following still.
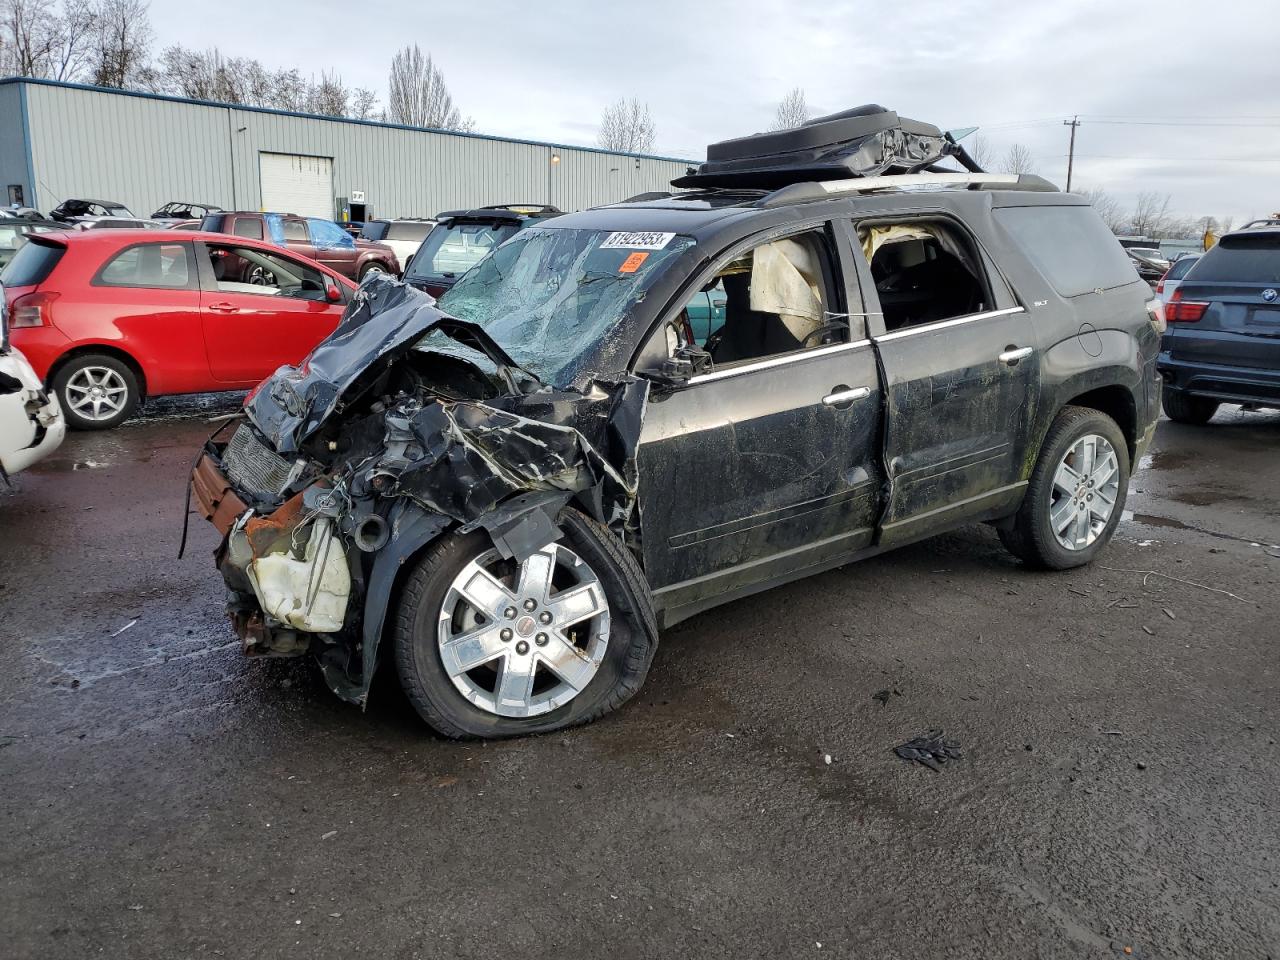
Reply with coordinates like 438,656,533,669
387,44,471,131
770,87,809,131
1079,186,1126,233
964,133,993,170
89,0,151,87
1130,191,1174,238
598,97,655,154
1220,216,1235,233
1,0,93,79
50,0,93,79
2,0,58,76
351,87,379,121
998,143,1037,175
306,69,349,117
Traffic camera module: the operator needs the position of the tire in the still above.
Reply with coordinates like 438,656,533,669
999,406,1131,570
358,262,388,281
393,508,658,739
52,353,140,431
1161,385,1218,425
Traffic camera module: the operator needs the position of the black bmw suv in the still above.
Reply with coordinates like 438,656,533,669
1158,222,1280,423
190,106,1162,738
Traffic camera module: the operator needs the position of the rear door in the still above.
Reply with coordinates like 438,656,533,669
195,241,343,384
1165,233,1280,374
847,214,1041,545
635,220,884,613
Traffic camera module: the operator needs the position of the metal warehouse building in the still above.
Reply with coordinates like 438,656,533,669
0,78,694,221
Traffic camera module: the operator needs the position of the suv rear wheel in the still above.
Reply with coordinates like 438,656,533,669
999,406,1130,570
52,353,140,430
1161,385,1219,425
393,509,657,739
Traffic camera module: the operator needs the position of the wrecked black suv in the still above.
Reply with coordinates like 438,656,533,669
190,106,1162,738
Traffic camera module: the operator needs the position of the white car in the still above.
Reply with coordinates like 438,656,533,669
0,286,65,476
1156,253,1201,304
360,219,435,271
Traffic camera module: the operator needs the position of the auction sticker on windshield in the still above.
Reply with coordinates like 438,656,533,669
600,231,675,250
618,252,649,273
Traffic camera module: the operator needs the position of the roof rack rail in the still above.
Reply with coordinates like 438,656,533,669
1240,218,1280,230
756,172,1058,208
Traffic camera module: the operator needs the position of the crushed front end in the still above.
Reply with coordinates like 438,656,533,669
188,276,647,707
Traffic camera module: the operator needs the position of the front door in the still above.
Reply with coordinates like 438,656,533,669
195,241,341,384
849,215,1042,545
634,221,884,616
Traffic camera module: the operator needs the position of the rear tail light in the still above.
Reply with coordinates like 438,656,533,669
1145,298,1166,335
1155,278,1165,294
1166,289,1208,323
9,291,59,328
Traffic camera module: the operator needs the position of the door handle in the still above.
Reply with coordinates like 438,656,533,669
999,346,1033,365
207,302,240,314
821,386,871,407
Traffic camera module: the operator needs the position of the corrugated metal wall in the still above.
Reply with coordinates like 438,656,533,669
0,83,31,204
10,81,692,219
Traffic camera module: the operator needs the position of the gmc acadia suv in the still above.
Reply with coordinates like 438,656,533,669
189,105,1161,739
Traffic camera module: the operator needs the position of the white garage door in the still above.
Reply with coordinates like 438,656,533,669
258,153,333,218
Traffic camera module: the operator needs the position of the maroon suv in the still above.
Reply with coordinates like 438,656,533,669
199,212,399,280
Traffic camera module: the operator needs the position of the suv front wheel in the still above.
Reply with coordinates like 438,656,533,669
393,510,658,739
999,406,1131,570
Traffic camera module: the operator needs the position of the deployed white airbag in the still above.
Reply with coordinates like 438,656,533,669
749,238,824,341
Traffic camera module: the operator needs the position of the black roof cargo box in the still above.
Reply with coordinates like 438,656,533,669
673,104,980,189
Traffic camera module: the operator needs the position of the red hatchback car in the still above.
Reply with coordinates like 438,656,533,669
1,229,355,429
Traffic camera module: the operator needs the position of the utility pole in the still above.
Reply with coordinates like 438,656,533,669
1063,115,1081,192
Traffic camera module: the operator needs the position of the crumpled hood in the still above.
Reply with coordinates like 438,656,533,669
244,276,528,454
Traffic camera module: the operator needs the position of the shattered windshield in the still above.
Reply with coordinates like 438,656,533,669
435,227,695,385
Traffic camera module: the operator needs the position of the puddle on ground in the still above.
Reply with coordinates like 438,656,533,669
1166,487,1249,508
1138,449,1196,472
1123,510,1280,550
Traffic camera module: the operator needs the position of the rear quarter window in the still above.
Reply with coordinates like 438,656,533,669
0,238,66,286
1187,235,1280,284
995,205,1138,298
387,221,431,241
233,217,263,239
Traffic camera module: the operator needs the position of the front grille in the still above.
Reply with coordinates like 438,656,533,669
222,424,294,502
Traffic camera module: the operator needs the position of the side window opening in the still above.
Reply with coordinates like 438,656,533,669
672,228,846,368
859,221,989,332
208,244,328,301
233,217,263,240
96,243,191,289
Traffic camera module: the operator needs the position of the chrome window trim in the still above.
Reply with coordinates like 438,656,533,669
687,339,873,385
872,306,1025,343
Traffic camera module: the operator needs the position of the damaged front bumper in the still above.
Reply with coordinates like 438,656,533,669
0,346,66,477
188,275,649,710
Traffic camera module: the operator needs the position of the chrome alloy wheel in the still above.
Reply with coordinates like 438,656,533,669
1049,433,1121,551
437,544,611,718
64,365,129,422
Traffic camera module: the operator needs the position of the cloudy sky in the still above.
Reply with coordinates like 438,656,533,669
149,0,1280,225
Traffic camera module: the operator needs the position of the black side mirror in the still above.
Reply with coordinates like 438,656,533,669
650,344,712,386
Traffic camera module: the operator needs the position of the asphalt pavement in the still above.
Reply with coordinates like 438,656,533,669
1,397,1277,960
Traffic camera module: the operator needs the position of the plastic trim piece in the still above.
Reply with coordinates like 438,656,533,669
687,339,873,385
872,307,1025,344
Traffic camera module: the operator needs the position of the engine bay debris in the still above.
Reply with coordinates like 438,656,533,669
192,275,649,704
